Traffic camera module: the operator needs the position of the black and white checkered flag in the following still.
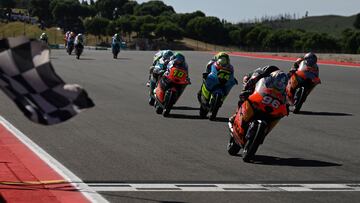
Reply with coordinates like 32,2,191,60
0,36,94,125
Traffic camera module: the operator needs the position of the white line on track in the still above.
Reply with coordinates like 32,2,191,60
0,116,109,203
87,183,360,192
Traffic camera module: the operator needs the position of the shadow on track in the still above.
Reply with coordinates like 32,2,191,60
167,113,203,120
172,106,200,111
114,57,131,60
78,58,96,60
296,111,353,116
100,192,187,203
250,155,342,167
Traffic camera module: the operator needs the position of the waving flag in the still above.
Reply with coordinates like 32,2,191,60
0,36,94,125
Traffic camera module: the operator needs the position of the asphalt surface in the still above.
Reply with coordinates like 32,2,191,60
0,50,360,202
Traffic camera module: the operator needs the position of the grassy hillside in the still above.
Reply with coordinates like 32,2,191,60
0,22,111,46
263,15,357,37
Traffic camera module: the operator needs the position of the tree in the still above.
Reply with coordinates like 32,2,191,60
116,16,133,40
95,0,128,19
354,13,360,29
51,0,84,31
29,0,53,26
155,22,183,42
134,0,174,16
122,1,137,15
140,23,156,38
84,16,110,36
0,0,16,9
186,16,225,44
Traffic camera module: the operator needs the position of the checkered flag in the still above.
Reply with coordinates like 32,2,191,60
0,36,94,125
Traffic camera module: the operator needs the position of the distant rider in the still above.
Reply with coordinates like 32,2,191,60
112,33,122,49
198,52,237,103
39,32,48,44
289,52,319,77
75,33,84,48
66,32,75,48
64,31,70,47
147,50,174,87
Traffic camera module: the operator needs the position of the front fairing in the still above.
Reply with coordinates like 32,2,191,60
164,66,189,85
248,78,288,118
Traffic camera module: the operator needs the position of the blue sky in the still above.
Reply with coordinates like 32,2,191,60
136,0,360,23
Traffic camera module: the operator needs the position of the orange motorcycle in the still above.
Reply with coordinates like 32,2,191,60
228,76,288,162
286,61,321,113
154,65,190,117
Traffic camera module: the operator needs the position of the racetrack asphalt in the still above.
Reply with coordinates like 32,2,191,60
0,50,360,202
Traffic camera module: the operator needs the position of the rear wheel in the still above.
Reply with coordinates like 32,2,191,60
227,136,241,156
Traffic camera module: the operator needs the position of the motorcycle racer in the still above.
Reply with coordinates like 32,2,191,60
147,50,174,87
39,32,48,44
289,52,319,77
198,53,237,104
229,65,287,123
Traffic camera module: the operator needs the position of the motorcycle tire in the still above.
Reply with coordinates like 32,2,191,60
227,136,241,156
242,121,266,162
148,97,155,106
155,105,163,114
199,105,208,118
209,94,221,121
293,87,305,114
163,90,176,117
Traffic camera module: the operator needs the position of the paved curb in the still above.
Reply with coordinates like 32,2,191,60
213,52,360,68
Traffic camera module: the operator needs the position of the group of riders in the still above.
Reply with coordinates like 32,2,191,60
147,50,320,161
39,31,123,59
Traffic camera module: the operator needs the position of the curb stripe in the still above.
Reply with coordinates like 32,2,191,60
210,52,360,68
86,183,360,192
0,116,108,202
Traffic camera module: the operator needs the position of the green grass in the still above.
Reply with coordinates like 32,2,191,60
264,15,357,37
0,22,112,46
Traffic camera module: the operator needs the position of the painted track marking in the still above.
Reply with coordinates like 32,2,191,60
87,183,360,192
0,116,108,202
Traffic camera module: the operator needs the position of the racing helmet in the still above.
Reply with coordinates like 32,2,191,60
270,70,288,91
162,50,175,61
114,33,120,40
170,52,185,65
40,32,47,39
304,52,317,67
215,52,230,62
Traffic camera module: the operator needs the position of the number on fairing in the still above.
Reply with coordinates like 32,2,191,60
173,69,184,78
262,96,280,109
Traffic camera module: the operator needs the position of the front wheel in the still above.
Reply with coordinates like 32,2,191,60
155,105,163,114
199,105,208,118
209,94,222,121
227,136,241,156
242,121,266,162
293,87,305,114
148,97,155,106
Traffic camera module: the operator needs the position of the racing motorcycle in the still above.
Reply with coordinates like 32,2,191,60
286,61,321,113
75,43,83,59
112,43,120,59
153,65,190,117
67,40,74,55
198,69,234,120
228,77,288,162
